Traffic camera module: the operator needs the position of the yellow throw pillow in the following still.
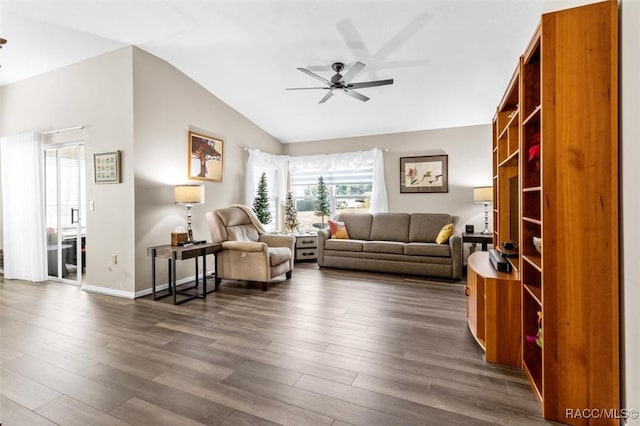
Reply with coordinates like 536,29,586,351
328,220,350,239
435,223,454,244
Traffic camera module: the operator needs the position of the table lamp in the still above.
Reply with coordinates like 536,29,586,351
473,186,493,235
174,184,205,243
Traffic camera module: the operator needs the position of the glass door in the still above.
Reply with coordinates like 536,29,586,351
45,144,86,285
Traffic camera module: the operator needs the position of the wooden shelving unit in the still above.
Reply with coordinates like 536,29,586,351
491,2,620,424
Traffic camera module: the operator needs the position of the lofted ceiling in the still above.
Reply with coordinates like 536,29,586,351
1,1,559,143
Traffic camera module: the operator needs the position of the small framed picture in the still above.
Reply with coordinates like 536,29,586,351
188,131,223,182
400,154,448,193
94,151,121,184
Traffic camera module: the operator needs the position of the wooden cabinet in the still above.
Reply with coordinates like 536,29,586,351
491,2,620,424
466,252,521,367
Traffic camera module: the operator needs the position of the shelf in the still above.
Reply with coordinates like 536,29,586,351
497,109,519,139
523,254,541,270
523,106,541,125
498,150,519,168
523,360,543,403
524,283,542,305
522,186,541,192
522,216,541,226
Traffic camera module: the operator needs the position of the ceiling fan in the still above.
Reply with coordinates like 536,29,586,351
286,61,393,103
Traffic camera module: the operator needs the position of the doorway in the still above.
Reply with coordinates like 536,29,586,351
45,143,86,285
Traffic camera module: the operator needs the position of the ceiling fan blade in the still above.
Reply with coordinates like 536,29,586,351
297,67,331,85
319,91,334,103
286,87,330,90
344,90,369,102
342,61,365,83
349,79,394,89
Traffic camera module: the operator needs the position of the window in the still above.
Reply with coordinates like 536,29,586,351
290,164,373,232
246,148,388,232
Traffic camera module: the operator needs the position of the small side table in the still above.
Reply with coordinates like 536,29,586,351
462,233,493,252
295,233,318,262
147,242,222,305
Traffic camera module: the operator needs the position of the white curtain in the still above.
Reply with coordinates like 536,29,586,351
1,131,47,281
246,148,389,214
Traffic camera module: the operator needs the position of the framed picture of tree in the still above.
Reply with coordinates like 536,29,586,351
188,131,223,182
400,155,448,193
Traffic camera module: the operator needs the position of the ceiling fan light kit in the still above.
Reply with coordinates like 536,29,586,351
286,61,393,103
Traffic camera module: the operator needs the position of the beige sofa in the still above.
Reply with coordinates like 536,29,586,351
318,213,462,280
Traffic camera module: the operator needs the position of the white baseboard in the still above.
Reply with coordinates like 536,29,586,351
83,273,213,300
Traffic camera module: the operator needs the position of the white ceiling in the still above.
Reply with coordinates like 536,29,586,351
0,0,550,143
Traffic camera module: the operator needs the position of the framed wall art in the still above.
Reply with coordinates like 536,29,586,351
188,131,223,182
400,154,448,193
94,151,121,184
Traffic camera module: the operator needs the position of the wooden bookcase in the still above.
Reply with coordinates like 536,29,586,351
492,1,620,424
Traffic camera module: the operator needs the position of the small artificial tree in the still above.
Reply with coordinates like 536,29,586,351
283,191,300,233
315,175,331,228
252,172,272,224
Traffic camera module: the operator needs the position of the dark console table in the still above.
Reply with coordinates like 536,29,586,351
147,242,222,305
462,232,493,252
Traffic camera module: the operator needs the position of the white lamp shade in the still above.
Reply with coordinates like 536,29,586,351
174,184,205,204
473,186,493,203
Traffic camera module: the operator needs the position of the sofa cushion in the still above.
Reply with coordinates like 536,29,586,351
408,213,453,243
268,247,291,266
325,239,364,252
404,242,451,257
334,214,372,241
370,213,410,242
363,241,405,255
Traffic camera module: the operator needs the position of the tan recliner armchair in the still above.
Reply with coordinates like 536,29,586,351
206,205,295,291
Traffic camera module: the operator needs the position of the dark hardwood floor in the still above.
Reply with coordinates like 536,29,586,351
0,263,555,425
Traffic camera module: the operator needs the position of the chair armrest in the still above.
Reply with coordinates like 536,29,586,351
449,233,463,279
258,234,295,249
222,241,267,252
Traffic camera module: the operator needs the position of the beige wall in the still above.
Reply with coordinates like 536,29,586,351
131,48,283,292
621,0,640,421
0,47,136,295
284,124,493,237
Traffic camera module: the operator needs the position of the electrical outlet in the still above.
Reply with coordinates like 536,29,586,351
112,254,117,264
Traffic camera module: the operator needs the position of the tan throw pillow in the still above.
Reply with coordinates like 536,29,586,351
435,223,454,244
328,220,350,239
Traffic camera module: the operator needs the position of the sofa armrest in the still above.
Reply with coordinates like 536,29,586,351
222,241,267,253
317,228,330,267
449,233,463,279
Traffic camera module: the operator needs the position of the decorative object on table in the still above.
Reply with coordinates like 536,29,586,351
400,155,448,193
171,226,188,246
252,172,272,225
473,186,493,234
533,236,542,254
188,130,223,182
174,184,205,243
283,191,300,233
315,175,330,228
93,151,121,184
465,224,475,234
